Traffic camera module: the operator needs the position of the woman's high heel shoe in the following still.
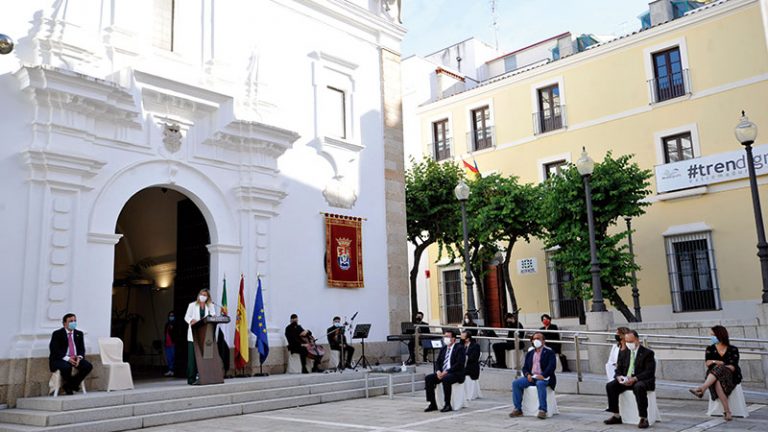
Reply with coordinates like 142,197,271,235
688,388,704,399
724,411,733,421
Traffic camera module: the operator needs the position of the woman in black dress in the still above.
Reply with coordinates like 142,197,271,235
688,325,741,421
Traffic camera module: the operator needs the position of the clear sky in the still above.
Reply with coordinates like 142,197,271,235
401,0,653,57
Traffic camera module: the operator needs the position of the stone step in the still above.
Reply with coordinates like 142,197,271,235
0,373,425,431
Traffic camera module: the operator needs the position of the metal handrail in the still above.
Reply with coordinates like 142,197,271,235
412,323,768,386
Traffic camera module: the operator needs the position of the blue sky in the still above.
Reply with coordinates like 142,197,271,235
401,0,653,57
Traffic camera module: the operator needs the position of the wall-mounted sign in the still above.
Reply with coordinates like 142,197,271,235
517,257,537,275
655,144,768,193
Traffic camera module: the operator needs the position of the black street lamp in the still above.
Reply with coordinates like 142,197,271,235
576,147,607,312
454,179,477,317
625,216,641,321
735,111,768,303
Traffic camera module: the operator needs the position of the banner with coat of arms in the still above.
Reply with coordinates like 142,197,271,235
324,213,364,288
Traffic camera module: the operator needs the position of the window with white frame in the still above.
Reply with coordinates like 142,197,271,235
643,38,691,105
665,231,721,312
662,132,694,163
432,119,451,161
545,251,583,319
470,105,493,151
153,0,175,51
325,86,347,139
544,160,568,180
440,269,463,324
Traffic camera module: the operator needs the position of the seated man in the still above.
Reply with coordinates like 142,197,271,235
424,330,465,413
327,316,354,369
284,314,322,373
605,330,655,429
509,332,557,420
48,313,93,395
492,312,524,368
461,330,481,382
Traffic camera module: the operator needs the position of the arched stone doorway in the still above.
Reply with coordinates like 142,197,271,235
112,187,211,378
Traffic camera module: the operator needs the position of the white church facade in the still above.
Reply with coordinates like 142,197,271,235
0,0,407,403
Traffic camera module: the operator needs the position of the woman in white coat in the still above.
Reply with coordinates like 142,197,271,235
605,327,630,382
185,288,216,384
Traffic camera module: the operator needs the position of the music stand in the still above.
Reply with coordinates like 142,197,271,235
351,324,371,369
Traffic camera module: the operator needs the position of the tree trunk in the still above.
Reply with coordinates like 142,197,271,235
502,241,519,313
469,245,486,320
604,283,638,323
409,238,434,319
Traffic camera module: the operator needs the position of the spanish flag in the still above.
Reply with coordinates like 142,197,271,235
234,274,249,369
463,159,481,179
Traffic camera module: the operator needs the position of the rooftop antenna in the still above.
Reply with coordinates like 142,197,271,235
490,0,499,51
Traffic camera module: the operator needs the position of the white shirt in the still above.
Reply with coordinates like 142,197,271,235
605,344,621,382
184,302,217,342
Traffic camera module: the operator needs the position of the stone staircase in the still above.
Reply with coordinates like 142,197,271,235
0,370,425,432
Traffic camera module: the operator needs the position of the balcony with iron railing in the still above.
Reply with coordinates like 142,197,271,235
648,68,691,104
532,105,567,135
431,137,452,161
466,126,495,152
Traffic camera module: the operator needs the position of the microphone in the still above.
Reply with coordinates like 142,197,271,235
350,311,358,321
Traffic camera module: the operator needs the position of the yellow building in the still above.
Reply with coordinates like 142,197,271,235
409,0,768,326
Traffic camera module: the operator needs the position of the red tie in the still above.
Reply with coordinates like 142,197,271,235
67,332,76,358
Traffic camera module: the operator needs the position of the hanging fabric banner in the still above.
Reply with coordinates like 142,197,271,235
324,213,364,288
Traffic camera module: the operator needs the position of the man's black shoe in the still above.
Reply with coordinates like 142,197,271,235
424,404,438,412
63,386,74,395
638,418,649,429
604,416,623,425
440,405,452,413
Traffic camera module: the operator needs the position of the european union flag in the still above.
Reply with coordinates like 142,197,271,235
251,277,269,364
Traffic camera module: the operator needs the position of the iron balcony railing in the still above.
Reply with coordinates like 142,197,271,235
466,126,495,152
413,323,768,391
532,104,567,135
648,68,691,104
431,137,452,161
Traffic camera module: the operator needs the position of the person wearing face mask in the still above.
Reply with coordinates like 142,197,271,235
688,325,741,421
605,327,630,382
604,330,655,429
163,311,177,377
461,312,478,337
492,312,524,369
48,313,93,395
285,314,323,373
424,330,466,413
461,330,481,382
184,289,216,385
407,311,431,364
540,314,570,372
509,332,557,420
327,316,355,369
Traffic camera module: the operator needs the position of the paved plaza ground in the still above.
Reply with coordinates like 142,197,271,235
135,390,767,432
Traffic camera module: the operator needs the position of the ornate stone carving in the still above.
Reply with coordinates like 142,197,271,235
162,122,183,153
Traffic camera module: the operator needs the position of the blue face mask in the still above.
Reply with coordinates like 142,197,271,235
67,322,77,331
169,316,175,322
710,336,719,345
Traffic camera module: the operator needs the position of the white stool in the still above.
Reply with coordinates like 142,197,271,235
619,390,661,425
464,378,482,401
435,381,465,410
286,353,312,374
328,350,341,369
555,354,563,373
707,384,749,418
49,370,87,397
522,385,558,417
505,350,522,369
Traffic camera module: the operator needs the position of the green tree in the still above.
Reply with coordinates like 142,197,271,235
405,157,464,318
539,152,652,322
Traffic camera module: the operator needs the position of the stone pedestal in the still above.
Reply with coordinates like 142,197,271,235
757,303,768,389
586,311,614,375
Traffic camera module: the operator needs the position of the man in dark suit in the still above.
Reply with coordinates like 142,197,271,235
492,312,525,368
284,314,322,373
540,314,570,372
461,330,481,381
509,332,557,419
327,316,354,369
604,330,655,429
48,313,93,395
424,330,465,413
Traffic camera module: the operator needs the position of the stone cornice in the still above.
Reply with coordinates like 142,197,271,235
206,243,243,254
22,149,107,190
204,120,300,163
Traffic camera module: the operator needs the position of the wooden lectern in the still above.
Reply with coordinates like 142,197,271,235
191,315,231,385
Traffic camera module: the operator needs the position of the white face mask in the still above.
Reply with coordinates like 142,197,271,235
533,339,543,349
464,318,470,323
626,342,637,351
198,295,208,303
443,337,451,346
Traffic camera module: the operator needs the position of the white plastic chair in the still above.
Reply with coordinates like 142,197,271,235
522,385,558,417
286,351,313,374
329,350,341,370
619,390,661,425
464,378,482,401
49,369,86,397
435,381,465,410
98,338,134,391
707,384,749,418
